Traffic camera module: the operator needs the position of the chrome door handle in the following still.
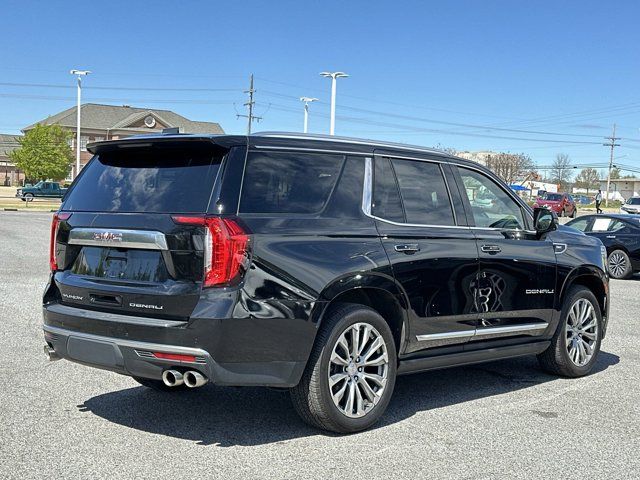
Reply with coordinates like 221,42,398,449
481,244,501,253
394,243,420,254
606,235,616,239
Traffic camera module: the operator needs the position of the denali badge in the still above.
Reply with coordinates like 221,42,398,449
62,293,83,301
93,231,123,242
129,302,164,310
525,289,555,295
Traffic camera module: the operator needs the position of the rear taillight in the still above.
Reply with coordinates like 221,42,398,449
49,212,71,272
172,215,249,287
204,217,249,287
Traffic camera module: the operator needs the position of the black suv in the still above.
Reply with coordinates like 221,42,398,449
43,132,609,433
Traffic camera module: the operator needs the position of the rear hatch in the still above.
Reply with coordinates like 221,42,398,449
50,140,228,320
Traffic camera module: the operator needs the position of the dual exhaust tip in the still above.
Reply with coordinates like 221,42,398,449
43,345,207,389
162,369,207,388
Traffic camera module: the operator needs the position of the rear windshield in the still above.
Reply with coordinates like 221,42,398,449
541,193,562,201
63,145,223,213
627,197,640,205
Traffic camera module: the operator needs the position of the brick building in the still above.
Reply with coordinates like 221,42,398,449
22,103,225,179
0,134,25,186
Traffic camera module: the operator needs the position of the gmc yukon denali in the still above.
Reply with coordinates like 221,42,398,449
43,132,609,433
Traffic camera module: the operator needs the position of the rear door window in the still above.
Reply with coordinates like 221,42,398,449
63,145,223,213
240,151,344,214
390,158,455,225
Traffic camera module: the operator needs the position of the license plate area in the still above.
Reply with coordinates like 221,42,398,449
71,247,169,282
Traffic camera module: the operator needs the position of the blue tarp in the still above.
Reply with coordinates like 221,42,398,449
509,184,528,191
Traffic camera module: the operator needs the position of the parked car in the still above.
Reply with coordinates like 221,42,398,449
533,192,577,217
575,195,593,205
566,213,640,279
43,132,609,433
620,196,640,214
16,181,67,200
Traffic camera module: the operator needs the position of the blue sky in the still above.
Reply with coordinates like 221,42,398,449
1,0,639,173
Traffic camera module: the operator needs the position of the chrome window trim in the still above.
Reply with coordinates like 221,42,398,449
415,322,548,341
68,228,169,251
363,155,468,230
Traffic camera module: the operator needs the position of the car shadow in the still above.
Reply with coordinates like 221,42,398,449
77,351,619,446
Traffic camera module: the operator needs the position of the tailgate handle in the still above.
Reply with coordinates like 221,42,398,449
89,294,122,306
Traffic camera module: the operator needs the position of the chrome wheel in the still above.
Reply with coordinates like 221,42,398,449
328,322,389,418
608,251,628,278
566,298,598,367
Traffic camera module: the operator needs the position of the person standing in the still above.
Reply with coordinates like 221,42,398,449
595,189,603,214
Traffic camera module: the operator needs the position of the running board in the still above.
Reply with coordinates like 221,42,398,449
397,341,550,375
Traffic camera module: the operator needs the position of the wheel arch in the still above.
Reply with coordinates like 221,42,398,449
559,266,608,330
311,273,411,356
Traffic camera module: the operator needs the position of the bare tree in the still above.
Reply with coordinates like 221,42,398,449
484,153,534,185
574,168,600,194
550,153,573,191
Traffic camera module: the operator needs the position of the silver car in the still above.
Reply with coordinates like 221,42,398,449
620,197,640,214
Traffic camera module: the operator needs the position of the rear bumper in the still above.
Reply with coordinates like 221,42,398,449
42,303,308,387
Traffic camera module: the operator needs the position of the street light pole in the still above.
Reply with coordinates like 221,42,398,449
70,69,91,179
320,72,348,135
299,97,318,133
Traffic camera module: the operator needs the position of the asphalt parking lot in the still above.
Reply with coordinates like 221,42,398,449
1,211,638,479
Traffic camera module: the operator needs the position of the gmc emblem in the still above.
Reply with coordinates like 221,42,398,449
93,232,123,242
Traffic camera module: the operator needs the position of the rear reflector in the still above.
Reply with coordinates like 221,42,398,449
152,352,197,363
49,212,71,272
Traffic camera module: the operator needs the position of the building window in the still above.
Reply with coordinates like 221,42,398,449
68,137,74,149
80,136,89,151
94,136,104,143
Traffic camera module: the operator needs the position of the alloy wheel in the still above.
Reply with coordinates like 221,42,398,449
565,298,598,367
608,251,627,278
328,322,389,418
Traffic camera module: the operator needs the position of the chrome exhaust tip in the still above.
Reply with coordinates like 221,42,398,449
161,369,184,387
44,345,61,361
183,370,207,388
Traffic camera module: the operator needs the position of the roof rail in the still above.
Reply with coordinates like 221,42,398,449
252,131,450,157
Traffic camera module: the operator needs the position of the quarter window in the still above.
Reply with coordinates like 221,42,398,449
390,158,455,226
240,151,344,214
372,157,404,222
458,168,525,229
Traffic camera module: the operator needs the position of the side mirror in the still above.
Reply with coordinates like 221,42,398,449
533,207,558,235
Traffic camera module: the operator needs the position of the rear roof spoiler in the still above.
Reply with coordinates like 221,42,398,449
87,134,247,155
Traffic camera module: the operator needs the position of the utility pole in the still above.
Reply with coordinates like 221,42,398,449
604,123,620,206
237,74,261,134
300,97,318,133
69,69,91,179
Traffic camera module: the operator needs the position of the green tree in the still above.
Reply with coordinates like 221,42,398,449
610,167,621,179
9,124,73,181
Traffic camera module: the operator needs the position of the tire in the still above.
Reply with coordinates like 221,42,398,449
538,286,602,377
290,303,397,433
133,376,186,392
607,249,632,279
571,207,577,218
560,208,566,217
